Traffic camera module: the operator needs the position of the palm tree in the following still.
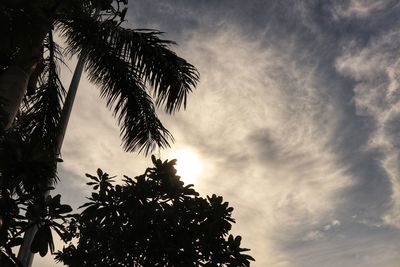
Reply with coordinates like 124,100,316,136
1,1,199,266
0,0,199,153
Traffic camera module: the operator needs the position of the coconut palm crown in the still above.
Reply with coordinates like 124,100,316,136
0,0,199,154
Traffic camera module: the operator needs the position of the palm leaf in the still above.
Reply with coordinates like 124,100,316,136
58,18,175,153
59,14,199,114
16,32,66,150
108,26,200,113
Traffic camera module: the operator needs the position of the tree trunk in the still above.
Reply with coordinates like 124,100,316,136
0,65,33,129
0,19,47,129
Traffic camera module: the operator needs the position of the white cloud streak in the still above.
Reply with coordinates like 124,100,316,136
336,29,400,228
331,0,392,19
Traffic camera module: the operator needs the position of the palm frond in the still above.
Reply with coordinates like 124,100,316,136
113,27,200,113
59,16,199,114
58,19,174,153
16,32,66,150
87,50,174,154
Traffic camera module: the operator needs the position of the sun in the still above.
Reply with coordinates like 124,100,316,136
169,148,203,185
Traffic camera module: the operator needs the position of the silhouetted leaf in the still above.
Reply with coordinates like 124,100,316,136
97,168,103,178
7,237,23,247
31,226,49,256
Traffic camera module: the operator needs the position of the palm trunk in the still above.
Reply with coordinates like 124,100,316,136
0,29,47,130
56,55,86,150
0,65,34,129
16,4,100,264
16,55,86,267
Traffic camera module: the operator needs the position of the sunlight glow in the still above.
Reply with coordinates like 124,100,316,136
169,148,203,185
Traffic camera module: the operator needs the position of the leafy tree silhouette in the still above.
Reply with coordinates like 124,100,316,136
55,156,255,266
0,127,74,266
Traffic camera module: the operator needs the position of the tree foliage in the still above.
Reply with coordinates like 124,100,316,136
0,125,74,266
0,157,73,266
55,156,254,266
0,148,254,266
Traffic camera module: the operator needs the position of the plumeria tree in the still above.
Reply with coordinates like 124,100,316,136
0,157,254,266
56,156,255,266
0,129,74,266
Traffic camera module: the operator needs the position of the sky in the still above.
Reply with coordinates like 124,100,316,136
35,1,400,266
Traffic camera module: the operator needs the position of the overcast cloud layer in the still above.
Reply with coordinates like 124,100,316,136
37,1,400,266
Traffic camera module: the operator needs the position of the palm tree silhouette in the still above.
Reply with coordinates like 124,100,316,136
0,0,199,153
1,1,199,266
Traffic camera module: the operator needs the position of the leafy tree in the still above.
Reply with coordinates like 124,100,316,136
0,172,74,266
0,118,74,266
55,156,255,266
0,0,199,153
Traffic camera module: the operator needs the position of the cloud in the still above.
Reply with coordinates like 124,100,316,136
152,25,360,266
303,230,325,241
162,3,400,263
302,220,341,241
331,0,394,19
287,229,400,267
336,28,400,228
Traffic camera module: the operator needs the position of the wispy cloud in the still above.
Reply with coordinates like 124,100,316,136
155,26,357,266
331,0,395,19
336,28,400,228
